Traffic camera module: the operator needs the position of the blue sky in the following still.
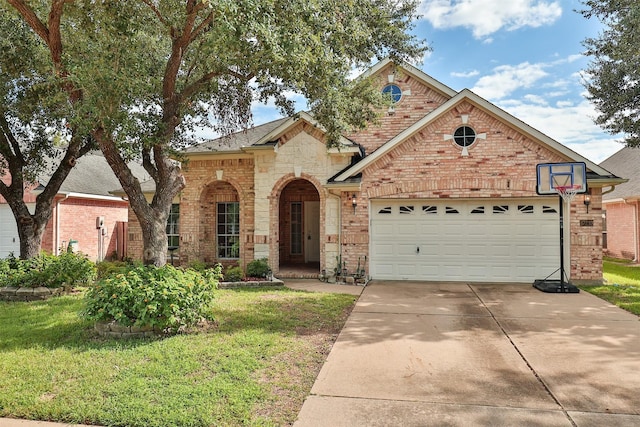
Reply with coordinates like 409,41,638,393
247,0,624,164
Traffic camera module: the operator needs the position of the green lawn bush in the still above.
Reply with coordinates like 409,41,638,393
0,252,96,289
224,265,244,282
83,264,219,333
96,260,133,280
246,258,271,278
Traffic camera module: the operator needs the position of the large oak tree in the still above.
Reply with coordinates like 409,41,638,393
581,0,640,146
0,8,94,259
6,0,426,266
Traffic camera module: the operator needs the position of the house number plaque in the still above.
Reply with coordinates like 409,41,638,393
580,220,594,227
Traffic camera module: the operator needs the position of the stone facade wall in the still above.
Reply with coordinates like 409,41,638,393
257,127,351,274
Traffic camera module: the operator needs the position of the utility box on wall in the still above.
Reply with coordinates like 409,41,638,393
96,216,104,229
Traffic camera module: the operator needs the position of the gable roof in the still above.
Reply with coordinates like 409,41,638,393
186,112,359,156
332,87,620,183
36,152,149,199
600,147,639,201
358,58,457,99
185,117,290,154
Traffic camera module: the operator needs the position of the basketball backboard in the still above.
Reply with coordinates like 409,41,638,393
536,162,587,196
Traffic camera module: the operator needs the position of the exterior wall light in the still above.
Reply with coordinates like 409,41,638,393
351,194,357,214
584,193,591,213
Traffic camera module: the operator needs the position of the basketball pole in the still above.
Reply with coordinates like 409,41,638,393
534,162,584,293
558,194,566,290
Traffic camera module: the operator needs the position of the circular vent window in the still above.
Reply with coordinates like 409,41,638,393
382,84,402,103
453,126,476,147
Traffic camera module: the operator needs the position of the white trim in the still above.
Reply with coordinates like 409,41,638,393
57,192,127,202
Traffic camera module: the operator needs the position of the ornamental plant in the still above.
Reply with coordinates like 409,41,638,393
0,252,96,289
83,264,220,333
246,258,271,279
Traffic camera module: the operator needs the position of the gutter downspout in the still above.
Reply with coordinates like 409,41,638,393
55,193,70,255
634,201,638,262
622,199,638,262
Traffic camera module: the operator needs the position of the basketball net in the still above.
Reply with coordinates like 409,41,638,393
555,185,580,204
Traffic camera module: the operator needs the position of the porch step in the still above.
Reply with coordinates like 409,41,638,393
276,271,321,279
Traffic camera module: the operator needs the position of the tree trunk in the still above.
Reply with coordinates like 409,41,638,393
17,215,46,259
140,209,169,267
95,129,184,267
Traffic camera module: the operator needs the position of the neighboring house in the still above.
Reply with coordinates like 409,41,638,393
127,59,623,283
0,152,147,262
600,147,639,261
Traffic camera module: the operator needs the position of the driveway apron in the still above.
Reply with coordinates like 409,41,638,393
295,281,640,426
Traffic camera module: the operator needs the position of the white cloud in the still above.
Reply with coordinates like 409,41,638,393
471,62,548,99
451,69,480,78
496,98,622,163
523,94,547,105
419,0,562,39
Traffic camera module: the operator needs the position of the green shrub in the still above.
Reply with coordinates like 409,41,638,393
187,259,208,272
246,258,271,278
82,264,219,333
96,260,132,280
224,265,244,282
0,252,96,289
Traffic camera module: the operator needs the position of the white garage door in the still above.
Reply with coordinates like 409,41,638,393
0,204,20,258
370,199,561,282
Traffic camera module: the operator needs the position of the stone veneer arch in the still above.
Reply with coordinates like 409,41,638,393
268,173,327,275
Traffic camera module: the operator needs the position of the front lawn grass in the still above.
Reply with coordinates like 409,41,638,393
0,287,356,427
580,260,640,316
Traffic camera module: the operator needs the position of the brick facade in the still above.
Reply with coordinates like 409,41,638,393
602,200,639,261
123,60,608,282
1,171,128,261
46,196,129,261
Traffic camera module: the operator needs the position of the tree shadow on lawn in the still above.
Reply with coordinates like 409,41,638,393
0,287,355,353
209,286,355,336
0,296,161,353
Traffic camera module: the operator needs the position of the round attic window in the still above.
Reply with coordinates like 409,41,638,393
453,126,476,147
382,84,402,103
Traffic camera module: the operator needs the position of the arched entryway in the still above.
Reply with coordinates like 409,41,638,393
199,180,241,266
278,179,321,275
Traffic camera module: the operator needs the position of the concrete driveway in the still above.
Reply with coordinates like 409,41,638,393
295,281,640,426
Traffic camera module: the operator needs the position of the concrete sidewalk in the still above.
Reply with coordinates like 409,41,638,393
295,281,640,426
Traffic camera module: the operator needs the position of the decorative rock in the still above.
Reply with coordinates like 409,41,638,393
0,286,64,301
0,286,18,296
94,321,165,338
345,276,355,285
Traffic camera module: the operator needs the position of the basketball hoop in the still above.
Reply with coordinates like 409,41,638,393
555,185,580,204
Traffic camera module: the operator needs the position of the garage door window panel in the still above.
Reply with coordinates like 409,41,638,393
422,205,437,214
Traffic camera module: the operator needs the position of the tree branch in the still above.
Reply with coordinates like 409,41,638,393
142,146,159,182
7,0,49,41
140,0,169,27
190,11,214,43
